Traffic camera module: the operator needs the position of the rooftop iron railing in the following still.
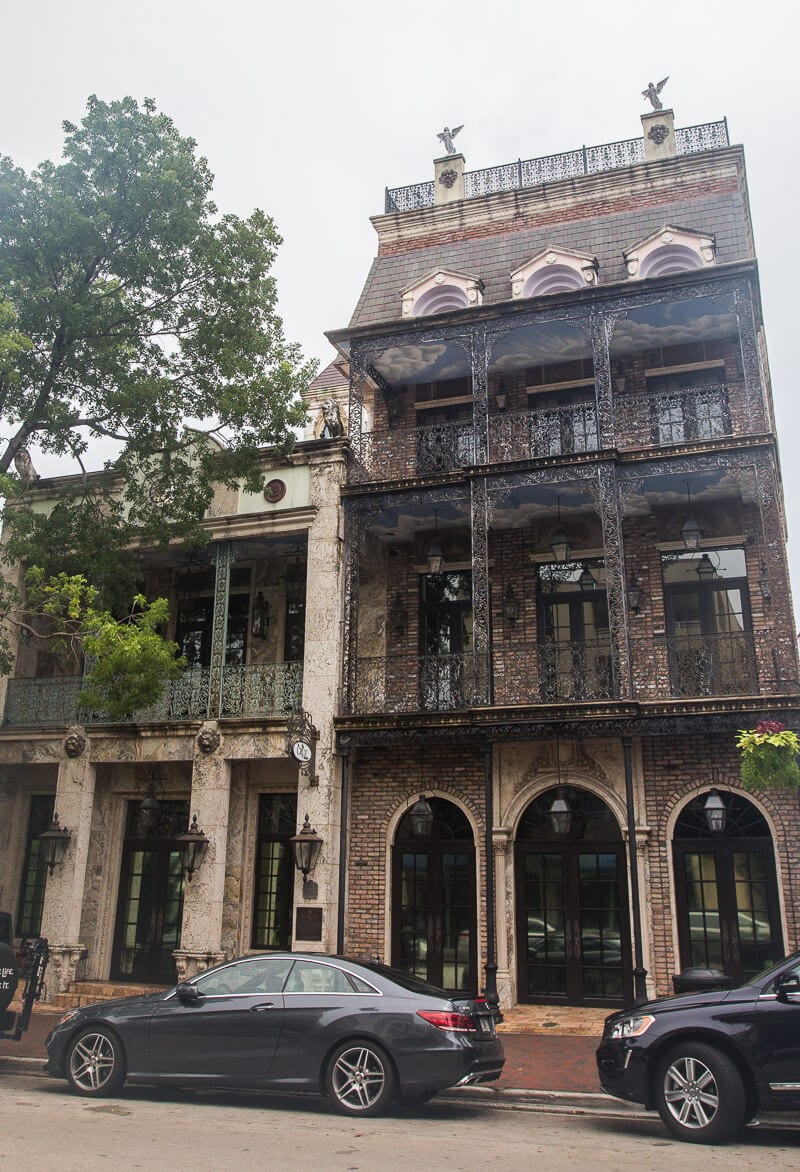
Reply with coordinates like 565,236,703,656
385,121,729,213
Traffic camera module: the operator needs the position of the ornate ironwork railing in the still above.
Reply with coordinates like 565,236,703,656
665,632,757,698
2,663,303,727
385,121,729,212
489,402,599,463
220,663,303,718
537,640,616,703
350,418,476,483
616,384,732,449
351,652,477,714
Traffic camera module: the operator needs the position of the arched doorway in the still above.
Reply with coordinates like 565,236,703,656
673,790,784,984
516,787,632,1006
391,797,477,993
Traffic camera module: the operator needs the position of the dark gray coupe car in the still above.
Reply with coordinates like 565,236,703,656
45,953,504,1115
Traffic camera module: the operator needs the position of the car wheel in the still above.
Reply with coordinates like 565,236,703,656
65,1026,127,1097
326,1040,395,1116
654,1042,746,1144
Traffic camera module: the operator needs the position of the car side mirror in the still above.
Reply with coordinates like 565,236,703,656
176,982,202,1004
775,971,800,1001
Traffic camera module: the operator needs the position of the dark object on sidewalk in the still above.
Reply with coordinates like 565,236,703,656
597,949,800,1144
672,966,732,995
45,952,504,1115
0,912,12,945
0,937,49,1042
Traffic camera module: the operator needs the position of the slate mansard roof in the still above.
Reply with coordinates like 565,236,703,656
347,146,752,332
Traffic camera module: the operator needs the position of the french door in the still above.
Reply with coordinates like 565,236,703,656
111,801,189,985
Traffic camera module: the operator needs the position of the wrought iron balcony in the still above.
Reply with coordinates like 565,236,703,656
616,383,733,449
629,631,798,700
2,663,304,727
385,121,729,212
351,652,478,714
489,402,599,463
351,418,475,483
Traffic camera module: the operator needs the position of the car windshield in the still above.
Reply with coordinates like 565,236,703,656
352,961,452,998
743,950,800,988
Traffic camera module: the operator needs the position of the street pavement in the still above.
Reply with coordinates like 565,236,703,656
1,1071,799,1171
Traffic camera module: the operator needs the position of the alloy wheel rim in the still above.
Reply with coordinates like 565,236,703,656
663,1055,720,1129
332,1046,386,1110
70,1033,116,1091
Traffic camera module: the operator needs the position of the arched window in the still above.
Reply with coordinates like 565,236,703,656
511,248,598,300
400,269,483,318
639,244,704,279
392,797,476,992
673,790,783,983
413,285,469,316
624,226,716,280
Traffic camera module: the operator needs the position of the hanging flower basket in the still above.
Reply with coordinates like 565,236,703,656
736,721,800,792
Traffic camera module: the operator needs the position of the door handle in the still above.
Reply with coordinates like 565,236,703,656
250,1003,275,1012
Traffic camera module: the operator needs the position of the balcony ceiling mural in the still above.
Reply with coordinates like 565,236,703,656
609,297,736,354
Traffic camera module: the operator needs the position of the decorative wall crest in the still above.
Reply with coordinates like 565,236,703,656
647,124,670,145
439,169,459,188
197,726,221,754
64,728,87,758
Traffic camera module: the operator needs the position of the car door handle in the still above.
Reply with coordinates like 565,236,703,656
250,1003,276,1012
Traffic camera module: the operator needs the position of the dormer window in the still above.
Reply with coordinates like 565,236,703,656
624,226,716,280
401,269,483,318
510,248,599,299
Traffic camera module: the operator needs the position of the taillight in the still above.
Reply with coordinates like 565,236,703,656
417,1010,476,1032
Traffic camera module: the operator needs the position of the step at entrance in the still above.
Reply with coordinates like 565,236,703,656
52,980,169,1010
498,1004,609,1036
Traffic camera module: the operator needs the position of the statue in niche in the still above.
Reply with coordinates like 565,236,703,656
641,77,669,110
319,398,345,439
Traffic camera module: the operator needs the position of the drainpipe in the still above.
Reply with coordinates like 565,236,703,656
622,735,648,1003
336,738,351,954
483,743,499,1012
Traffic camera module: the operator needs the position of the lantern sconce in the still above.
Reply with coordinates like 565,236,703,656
578,565,596,593
38,814,71,877
627,577,643,614
291,814,324,894
426,510,446,575
550,496,571,563
548,788,573,836
176,814,210,881
759,565,772,603
251,591,270,639
502,583,519,626
681,482,702,552
407,793,434,838
703,789,727,835
696,553,717,582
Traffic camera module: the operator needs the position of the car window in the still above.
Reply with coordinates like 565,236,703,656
195,957,292,996
348,972,380,993
284,960,353,994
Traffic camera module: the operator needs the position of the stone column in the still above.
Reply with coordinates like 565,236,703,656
174,724,230,981
39,728,95,996
297,449,348,953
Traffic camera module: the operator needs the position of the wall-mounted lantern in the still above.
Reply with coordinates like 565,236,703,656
578,566,596,593
251,591,270,639
502,584,519,625
176,814,210,881
38,814,71,876
426,510,446,574
408,794,434,838
548,789,573,836
291,814,324,879
681,483,702,551
696,553,717,582
627,578,643,614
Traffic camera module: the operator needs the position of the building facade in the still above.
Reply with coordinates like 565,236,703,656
329,106,800,1008
2,105,799,1013
0,426,348,997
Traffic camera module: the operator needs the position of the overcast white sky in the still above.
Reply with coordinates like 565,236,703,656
3,0,799,610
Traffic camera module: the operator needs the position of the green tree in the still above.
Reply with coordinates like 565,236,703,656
0,95,315,706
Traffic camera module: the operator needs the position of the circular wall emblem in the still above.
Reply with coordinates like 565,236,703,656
264,479,287,504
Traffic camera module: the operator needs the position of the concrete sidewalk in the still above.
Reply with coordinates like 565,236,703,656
1,1004,601,1095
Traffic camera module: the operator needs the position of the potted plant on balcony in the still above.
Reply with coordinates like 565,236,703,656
736,720,800,792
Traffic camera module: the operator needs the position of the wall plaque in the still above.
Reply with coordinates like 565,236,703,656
295,906,323,942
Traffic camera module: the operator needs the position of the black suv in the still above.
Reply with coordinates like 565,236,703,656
597,952,800,1144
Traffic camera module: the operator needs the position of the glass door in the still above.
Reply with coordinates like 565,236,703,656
674,792,783,984
392,798,476,993
111,800,190,984
516,788,631,1006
